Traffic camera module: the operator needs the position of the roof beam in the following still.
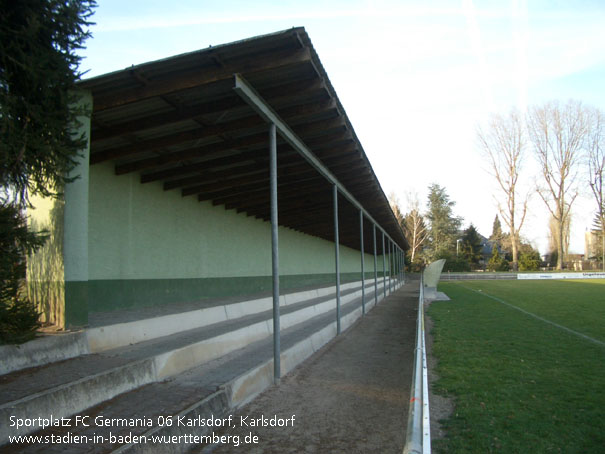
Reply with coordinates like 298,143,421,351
229,173,369,215
92,115,264,164
91,96,244,143
182,165,317,197
139,138,359,186
197,172,321,203
114,132,269,175
140,147,298,183
218,177,327,208
91,91,336,149
163,151,309,191
92,48,312,112
113,113,346,176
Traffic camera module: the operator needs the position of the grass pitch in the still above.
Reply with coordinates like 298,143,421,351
428,279,605,454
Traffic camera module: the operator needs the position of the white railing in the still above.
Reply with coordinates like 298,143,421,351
403,273,431,454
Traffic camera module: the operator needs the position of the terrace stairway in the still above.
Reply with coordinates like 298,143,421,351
0,277,402,453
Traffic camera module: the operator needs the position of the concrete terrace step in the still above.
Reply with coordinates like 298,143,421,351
0,280,376,402
0,279,383,376
0,278,398,445
4,281,402,454
86,278,380,352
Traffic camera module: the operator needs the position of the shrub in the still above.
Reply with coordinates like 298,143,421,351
437,252,471,272
487,246,509,271
519,250,541,271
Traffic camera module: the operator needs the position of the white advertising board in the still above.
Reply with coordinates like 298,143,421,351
517,272,605,280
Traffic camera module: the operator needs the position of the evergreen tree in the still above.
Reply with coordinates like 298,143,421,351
460,224,483,266
518,243,541,271
487,245,509,271
0,0,96,342
1,0,96,205
441,254,471,272
593,212,604,234
425,183,462,261
591,212,604,263
489,215,504,248
0,204,46,343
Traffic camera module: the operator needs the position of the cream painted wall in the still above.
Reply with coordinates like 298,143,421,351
88,162,378,281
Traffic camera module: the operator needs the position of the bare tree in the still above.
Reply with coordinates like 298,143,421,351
388,192,405,227
587,108,605,270
402,192,429,264
477,108,529,270
527,100,590,270
547,214,570,266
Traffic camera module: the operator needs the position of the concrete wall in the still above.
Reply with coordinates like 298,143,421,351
87,162,383,314
26,91,92,328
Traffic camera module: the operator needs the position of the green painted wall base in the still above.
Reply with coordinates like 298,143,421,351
88,272,383,315
65,281,89,328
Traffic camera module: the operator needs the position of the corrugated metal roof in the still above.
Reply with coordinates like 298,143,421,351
79,27,408,252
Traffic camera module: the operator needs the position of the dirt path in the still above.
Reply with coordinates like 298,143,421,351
197,280,419,454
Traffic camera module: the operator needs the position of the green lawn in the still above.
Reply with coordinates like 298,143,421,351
428,279,605,454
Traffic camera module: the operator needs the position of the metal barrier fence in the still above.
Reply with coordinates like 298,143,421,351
403,273,431,454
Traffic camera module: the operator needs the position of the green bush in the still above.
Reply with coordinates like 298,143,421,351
0,297,40,344
408,257,425,273
437,252,471,272
487,246,509,271
519,250,541,271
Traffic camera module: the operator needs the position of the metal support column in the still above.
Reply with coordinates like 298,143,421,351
373,224,378,306
395,247,399,288
394,246,397,288
402,249,405,283
398,248,402,287
393,245,395,288
392,244,395,289
392,243,395,290
400,248,403,286
394,245,397,289
403,248,406,283
388,241,392,293
395,247,398,288
269,123,280,385
333,185,341,334
360,210,365,315
382,232,386,299
399,249,405,285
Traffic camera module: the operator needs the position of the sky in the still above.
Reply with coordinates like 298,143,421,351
80,0,605,255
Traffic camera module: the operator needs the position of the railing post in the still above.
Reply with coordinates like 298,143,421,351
333,185,341,334
269,123,280,385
